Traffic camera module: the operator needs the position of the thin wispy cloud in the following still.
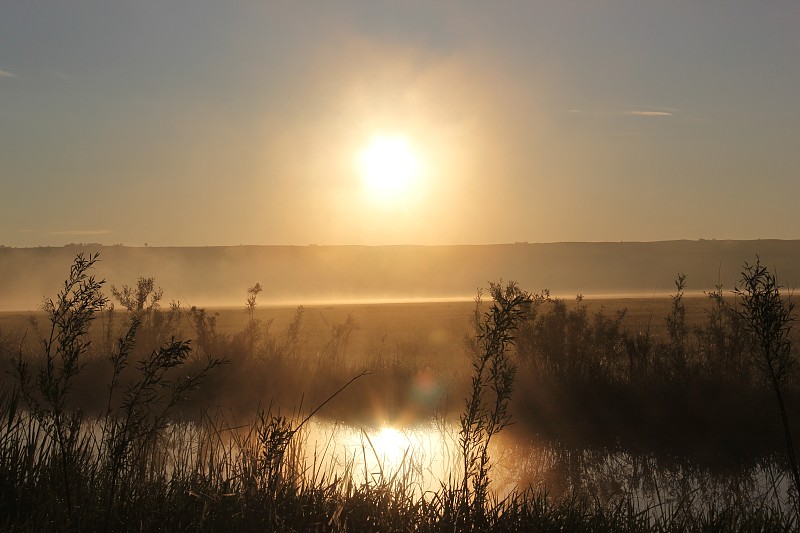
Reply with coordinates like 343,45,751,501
0,69,18,78
566,108,676,117
626,110,673,117
49,70,77,83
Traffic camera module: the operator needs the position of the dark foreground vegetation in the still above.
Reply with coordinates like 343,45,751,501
0,253,798,531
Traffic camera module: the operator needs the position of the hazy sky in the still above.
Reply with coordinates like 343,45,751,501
2,1,799,247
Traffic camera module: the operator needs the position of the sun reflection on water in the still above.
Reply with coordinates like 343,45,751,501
367,427,408,468
292,417,794,518
303,419,460,494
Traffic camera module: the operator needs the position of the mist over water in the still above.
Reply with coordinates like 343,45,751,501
4,241,800,311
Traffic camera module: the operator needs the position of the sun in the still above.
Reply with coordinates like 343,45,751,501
357,135,422,202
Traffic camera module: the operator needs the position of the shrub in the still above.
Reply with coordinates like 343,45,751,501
459,281,532,528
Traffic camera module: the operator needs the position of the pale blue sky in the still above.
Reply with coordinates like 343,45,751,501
2,1,799,246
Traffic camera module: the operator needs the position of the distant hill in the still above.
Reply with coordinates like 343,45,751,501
2,240,800,311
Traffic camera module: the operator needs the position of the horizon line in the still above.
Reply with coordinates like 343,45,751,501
3,237,799,250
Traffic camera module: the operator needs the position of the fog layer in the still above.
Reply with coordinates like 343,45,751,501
2,240,800,311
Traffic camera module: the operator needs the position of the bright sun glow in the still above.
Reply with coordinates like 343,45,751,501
357,135,422,202
370,426,408,466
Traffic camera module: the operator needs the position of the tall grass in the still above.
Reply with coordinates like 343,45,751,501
734,257,800,509
512,269,800,458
